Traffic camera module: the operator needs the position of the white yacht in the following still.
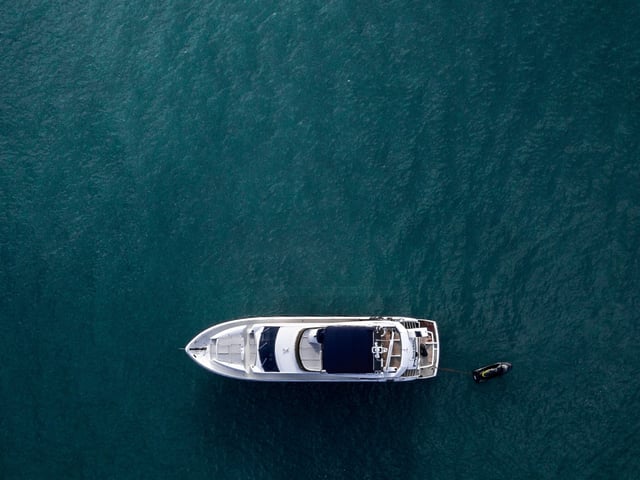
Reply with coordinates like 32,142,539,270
185,316,439,382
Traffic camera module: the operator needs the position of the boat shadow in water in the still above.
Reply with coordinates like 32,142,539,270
190,377,431,479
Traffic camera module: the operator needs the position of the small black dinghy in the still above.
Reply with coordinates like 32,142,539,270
472,362,512,383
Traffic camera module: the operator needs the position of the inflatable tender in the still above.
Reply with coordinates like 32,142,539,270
472,362,512,383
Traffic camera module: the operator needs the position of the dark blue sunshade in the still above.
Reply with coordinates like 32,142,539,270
323,327,375,374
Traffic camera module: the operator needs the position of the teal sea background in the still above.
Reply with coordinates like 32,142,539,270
2,1,639,478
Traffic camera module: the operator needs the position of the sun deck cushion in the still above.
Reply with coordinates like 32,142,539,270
322,327,375,374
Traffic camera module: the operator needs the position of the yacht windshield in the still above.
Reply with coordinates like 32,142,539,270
258,327,280,372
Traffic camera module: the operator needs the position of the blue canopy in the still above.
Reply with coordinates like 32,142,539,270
322,327,375,374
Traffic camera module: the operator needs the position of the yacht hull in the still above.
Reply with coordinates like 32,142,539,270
185,316,439,382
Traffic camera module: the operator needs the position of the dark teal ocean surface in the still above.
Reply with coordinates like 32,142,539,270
2,1,639,478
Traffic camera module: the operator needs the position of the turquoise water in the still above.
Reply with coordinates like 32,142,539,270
2,1,639,478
